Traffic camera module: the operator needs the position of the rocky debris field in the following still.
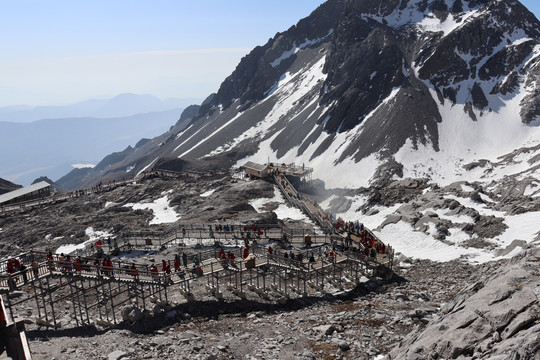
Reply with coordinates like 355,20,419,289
0,171,276,257
1,171,539,359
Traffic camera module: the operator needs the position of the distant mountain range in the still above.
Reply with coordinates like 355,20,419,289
0,93,200,123
0,94,202,186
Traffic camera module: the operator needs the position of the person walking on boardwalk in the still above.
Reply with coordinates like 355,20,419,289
174,254,180,272
151,264,159,281
182,252,188,268
165,263,172,285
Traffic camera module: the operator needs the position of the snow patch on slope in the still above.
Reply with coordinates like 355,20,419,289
124,194,180,225
250,186,312,222
394,80,540,186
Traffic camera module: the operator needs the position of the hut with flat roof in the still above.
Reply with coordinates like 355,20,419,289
0,181,51,206
242,161,270,178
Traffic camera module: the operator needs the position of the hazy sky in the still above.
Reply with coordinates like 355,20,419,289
1,0,539,107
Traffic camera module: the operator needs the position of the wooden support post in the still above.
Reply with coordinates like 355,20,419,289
256,268,260,289
95,278,103,321
5,292,14,324
240,266,243,295
320,258,324,290
107,281,116,324
67,279,80,327
45,276,57,329
216,267,220,295
164,284,168,303
32,278,42,319
81,278,90,325
74,278,85,325
303,269,307,295
141,284,146,311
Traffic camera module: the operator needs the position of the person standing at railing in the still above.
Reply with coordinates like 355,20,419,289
19,263,28,283
227,251,235,265
107,257,113,277
101,257,108,276
93,257,101,276
174,254,180,273
6,259,14,275
31,258,39,279
165,263,172,285
150,265,159,281
193,254,201,268
130,263,138,280
46,251,54,273
74,257,82,274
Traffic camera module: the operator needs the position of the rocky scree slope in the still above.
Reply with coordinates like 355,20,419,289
0,172,276,257
389,248,540,360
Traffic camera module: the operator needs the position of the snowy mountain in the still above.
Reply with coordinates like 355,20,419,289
58,0,540,269
73,0,540,192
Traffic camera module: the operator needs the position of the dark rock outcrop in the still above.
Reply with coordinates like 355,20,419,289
389,249,540,360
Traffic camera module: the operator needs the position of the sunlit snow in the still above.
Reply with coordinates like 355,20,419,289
124,195,180,225
55,227,111,255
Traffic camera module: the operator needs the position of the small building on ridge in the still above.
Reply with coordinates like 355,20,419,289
0,181,51,206
242,161,271,178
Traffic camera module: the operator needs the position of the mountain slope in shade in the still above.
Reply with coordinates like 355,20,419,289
0,178,22,195
56,104,201,190
70,0,540,191
0,109,182,186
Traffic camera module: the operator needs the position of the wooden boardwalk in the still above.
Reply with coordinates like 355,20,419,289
0,244,393,328
0,166,394,329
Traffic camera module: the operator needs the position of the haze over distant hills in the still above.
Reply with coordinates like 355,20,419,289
0,94,200,186
0,93,201,123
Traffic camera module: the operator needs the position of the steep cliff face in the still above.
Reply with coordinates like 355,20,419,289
68,0,540,190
